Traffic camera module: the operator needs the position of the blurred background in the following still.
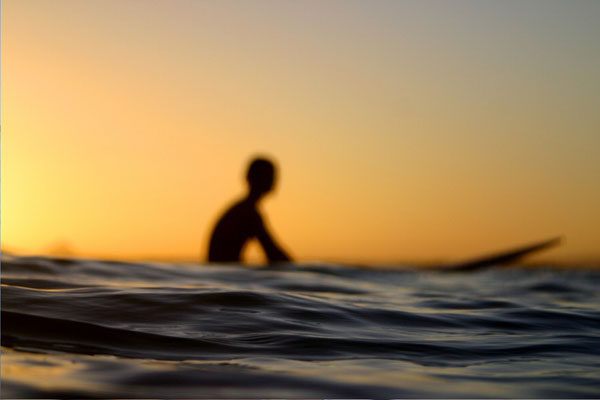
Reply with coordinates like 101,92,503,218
2,0,599,265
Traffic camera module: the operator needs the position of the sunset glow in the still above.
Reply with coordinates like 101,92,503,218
2,0,599,264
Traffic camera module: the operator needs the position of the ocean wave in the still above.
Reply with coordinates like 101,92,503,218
2,255,600,398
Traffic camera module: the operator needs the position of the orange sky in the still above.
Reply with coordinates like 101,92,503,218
2,1,599,264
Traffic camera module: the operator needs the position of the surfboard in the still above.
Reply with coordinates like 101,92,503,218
438,237,562,272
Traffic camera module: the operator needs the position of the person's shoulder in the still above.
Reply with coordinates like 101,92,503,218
222,198,249,214
229,199,262,220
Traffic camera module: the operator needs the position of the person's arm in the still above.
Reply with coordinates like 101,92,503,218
256,219,292,263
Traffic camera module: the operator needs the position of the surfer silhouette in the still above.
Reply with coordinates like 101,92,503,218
208,157,292,264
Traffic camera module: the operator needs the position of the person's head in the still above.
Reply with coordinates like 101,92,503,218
246,157,276,197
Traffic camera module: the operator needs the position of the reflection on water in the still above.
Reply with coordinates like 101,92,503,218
2,255,600,398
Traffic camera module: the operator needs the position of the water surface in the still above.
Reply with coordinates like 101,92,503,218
2,255,599,398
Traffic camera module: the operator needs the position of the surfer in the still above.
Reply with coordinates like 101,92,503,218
207,157,292,264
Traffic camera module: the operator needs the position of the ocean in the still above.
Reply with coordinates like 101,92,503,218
2,254,599,398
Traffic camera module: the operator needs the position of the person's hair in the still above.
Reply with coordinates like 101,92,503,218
246,157,277,195
246,157,275,184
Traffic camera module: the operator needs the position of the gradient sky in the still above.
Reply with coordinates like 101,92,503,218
2,0,599,264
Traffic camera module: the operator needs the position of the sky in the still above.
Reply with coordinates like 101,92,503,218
2,0,599,264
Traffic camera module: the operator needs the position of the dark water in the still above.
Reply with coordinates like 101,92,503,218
2,254,600,398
